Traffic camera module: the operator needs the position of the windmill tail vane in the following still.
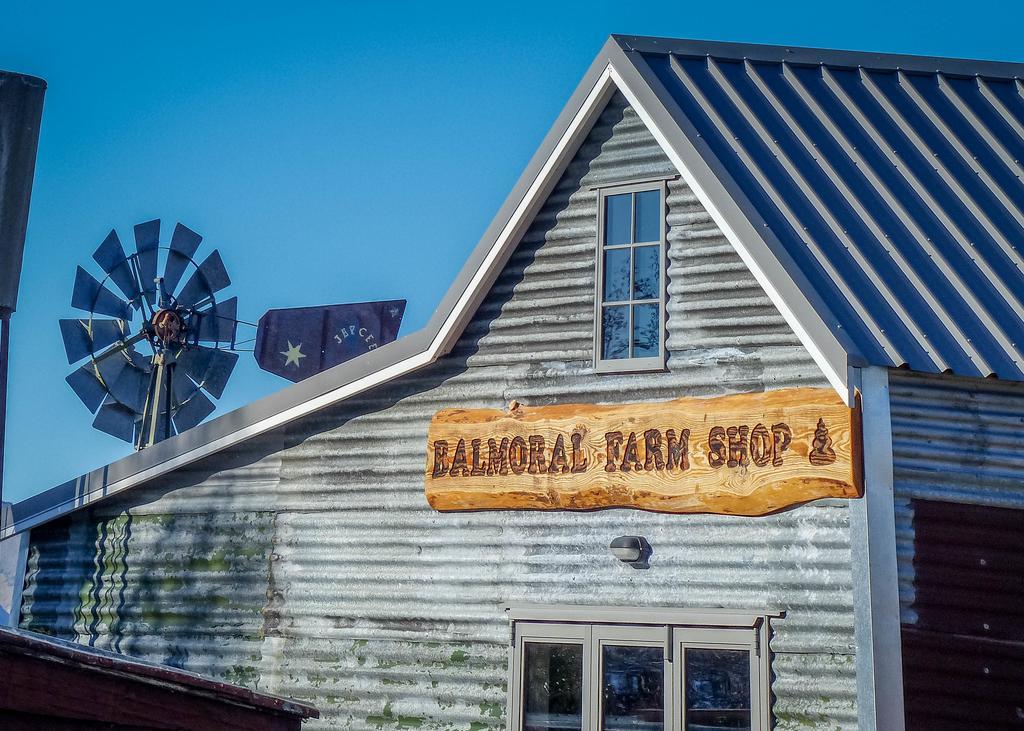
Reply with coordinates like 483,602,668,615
252,300,406,384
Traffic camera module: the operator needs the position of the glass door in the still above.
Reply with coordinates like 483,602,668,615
511,621,763,731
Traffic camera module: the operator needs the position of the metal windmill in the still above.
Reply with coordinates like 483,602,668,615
60,220,240,449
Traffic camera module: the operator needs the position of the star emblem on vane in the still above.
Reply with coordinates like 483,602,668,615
281,341,306,368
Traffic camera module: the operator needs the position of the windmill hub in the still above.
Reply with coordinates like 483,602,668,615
151,308,185,347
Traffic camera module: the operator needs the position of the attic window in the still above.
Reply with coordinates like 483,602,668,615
595,182,667,372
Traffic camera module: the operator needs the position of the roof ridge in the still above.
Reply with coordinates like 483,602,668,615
611,34,1024,79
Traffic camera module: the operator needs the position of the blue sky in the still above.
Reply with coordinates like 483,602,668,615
3,0,1022,502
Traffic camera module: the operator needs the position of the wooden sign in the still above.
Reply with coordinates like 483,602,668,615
424,388,861,516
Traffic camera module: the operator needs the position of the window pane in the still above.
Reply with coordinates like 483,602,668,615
602,306,629,360
685,649,751,731
632,245,660,301
601,645,664,731
603,248,631,302
634,189,661,242
524,642,583,731
605,194,632,245
632,303,660,358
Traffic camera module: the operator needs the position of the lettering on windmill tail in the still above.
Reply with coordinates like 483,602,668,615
424,387,862,516
334,325,379,349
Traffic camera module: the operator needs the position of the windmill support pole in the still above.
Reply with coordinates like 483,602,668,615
0,309,11,520
164,362,173,442
144,356,166,449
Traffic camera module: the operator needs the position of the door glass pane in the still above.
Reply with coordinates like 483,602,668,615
603,248,631,302
685,649,751,731
634,189,661,243
632,245,660,300
632,303,660,358
601,645,664,731
523,642,583,731
605,194,632,245
602,306,629,360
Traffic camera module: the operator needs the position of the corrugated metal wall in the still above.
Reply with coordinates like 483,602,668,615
19,94,856,729
890,370,1024,728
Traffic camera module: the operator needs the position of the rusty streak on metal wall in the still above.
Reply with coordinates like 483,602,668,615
20,95,856,729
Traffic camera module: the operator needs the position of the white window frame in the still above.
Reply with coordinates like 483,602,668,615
594,179,668,373
506,605,775,731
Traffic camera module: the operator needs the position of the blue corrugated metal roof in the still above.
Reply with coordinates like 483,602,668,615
618,36,1024,381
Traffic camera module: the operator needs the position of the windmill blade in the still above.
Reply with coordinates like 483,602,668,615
177,346,237,399
59,318,126,364
93,396,138,442
67,352,131,412
170,363,202,405
175,250,230,309
92,230,141,305
134,219,160,306
93,349,130,390
127,346,153,371
65,365,108,413
171,387,215,432
162,223,202,299
106,350,152,414
71,267,130,320
190,296,237,344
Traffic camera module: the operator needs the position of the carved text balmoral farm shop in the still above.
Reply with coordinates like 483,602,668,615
424,388,861,515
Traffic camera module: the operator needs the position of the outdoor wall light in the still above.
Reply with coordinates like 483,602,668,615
609,536,651,568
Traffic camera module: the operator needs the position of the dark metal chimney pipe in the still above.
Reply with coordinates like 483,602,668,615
0,71,46,531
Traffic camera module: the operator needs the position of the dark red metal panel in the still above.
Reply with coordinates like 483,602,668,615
0,648,301,729
0,626,318,729
910,499,1024,643
903,499,1024,729
903,628,1024,730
